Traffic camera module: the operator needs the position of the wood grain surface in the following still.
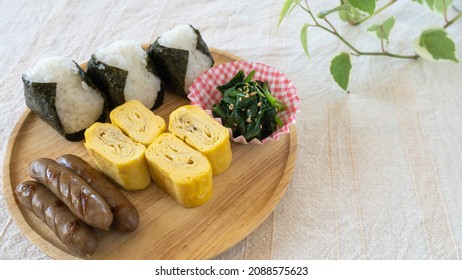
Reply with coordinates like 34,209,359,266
2,49,297,260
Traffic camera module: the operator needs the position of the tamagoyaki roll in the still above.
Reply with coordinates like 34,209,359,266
168,105,232,175
110,100,166,147
145,133,213,208
84,122,151,191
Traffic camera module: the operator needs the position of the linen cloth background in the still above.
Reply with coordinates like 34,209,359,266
1,0,462,259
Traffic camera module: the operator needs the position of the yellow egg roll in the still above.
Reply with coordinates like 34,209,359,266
145,133,212,208
168,105,232,175
84,122,151,191
110,100,166,146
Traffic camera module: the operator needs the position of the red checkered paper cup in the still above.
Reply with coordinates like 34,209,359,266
188,61,300,144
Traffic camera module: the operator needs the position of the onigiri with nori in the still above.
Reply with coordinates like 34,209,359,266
147,24,214,98
86,40,164,110
23,56,106,141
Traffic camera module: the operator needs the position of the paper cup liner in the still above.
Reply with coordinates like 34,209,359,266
188,61,300,144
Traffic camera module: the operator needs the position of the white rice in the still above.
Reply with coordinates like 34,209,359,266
94,40,162,109
24,56,104,134
158,24,213,92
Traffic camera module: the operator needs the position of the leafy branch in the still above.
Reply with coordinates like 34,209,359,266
444,9,462,28
278,0,461,91
339,0,398,26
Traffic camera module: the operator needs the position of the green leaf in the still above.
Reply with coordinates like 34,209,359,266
415,28,459,62
432,0,453,13
426,0,436,8
367,16,395,43
347,0,376,15
300,24,309,58
278,0,301,28
330,52,352,91
412,0,453,14
317,4,351,19
338,4,364,23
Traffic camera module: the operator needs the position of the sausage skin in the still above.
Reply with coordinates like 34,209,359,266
15,180,98,257
57,154,139,232
28,158,113,231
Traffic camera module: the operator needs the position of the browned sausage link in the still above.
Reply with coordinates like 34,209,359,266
15,180,98,257
57,154,139,232
28,158,113,231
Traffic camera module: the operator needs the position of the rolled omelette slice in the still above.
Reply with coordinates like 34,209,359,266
110,99,166,146
168,105,232,175
84,122,151,191
145,133,212,208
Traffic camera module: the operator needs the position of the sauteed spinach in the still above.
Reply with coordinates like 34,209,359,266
212,70,286,141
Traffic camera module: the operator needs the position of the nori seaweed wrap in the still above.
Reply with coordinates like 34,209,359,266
23,56,107,142
86,40,164,110
147,24,214,98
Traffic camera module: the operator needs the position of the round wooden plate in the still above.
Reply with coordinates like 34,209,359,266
2,49,297,259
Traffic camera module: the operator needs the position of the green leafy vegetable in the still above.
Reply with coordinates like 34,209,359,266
415,28,459,62
367,16,395,43
330,52,352,91
212,70,287,141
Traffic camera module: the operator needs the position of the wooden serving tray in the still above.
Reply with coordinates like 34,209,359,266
2,49,297,259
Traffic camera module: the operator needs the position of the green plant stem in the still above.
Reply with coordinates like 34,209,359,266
354,51,419,59
380,26,386,53
444,12,462,28
443,0,449,23
303,0,319,25
349,0,398,26
314,18,419,60
299,0,419,60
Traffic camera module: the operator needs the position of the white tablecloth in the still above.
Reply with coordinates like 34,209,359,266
1,0,462,259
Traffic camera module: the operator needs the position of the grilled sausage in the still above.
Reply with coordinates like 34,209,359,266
15,180,98,257
28,158,113,231
56,154,139,232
